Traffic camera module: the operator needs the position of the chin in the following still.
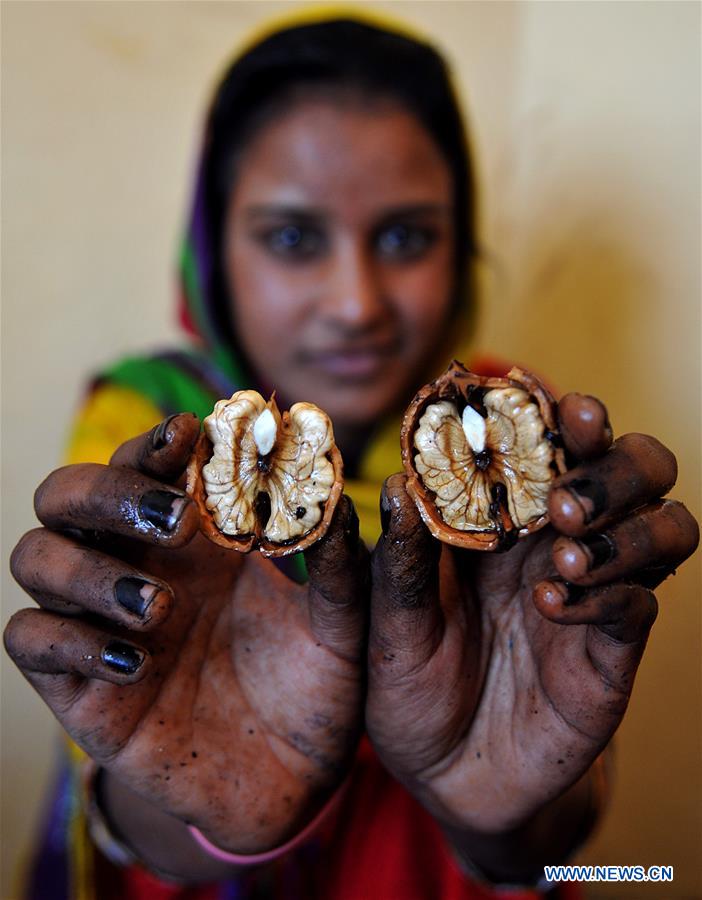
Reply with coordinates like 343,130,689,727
321,388,405,428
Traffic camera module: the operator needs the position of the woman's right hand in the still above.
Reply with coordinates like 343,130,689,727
5,414,368,863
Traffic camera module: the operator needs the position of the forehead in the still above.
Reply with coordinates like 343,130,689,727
229,99,452,215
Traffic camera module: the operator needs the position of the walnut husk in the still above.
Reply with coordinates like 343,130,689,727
400,360,566,551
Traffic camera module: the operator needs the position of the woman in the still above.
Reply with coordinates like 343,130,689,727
6,14,698,900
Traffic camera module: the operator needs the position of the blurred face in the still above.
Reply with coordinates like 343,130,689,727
223,98,455,429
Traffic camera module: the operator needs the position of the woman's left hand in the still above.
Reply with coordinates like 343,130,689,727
366,394,698,843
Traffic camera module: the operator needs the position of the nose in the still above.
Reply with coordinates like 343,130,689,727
319,239,388,332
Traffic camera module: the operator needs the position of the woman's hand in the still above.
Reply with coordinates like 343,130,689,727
5,414,369,864
366,395,698,877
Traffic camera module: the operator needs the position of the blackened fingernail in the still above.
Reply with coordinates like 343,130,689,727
380,494,392,536
567,478,607,523
101,641,145,674
580,532,616,570
138,490,187,532
151,414,179,450
114,577,159,618
563,582,588,606
343,497,360,543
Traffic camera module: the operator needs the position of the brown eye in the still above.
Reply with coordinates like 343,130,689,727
375,224,437,261
259,224,327,260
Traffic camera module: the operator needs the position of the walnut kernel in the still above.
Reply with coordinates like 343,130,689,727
401,361,565,550
186,391,343,557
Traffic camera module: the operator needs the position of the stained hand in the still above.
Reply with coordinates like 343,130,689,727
367,395,698,834
6,414,369,854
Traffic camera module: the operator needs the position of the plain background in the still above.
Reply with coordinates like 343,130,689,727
2,2,700,897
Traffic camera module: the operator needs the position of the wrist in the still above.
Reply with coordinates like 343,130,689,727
440,754,610,889
85,763,245,883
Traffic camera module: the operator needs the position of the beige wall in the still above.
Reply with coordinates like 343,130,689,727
2,2,699,897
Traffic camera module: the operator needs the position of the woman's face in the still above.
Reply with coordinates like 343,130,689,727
223,97,455,429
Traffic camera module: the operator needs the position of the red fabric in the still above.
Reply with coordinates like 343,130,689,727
109,738,581,900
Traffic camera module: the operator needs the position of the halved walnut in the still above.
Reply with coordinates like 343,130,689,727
186,390,343,557
401,361,566,550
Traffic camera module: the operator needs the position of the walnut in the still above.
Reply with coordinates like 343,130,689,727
186,391,343,557
401,361,565,550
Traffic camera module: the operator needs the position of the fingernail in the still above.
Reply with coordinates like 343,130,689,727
380,493,392,536
138,490,187,532
566,478,607,523
151,414,179,450
343,498,360,543
580,532,616,570
101,641,145,674
114,577,159,618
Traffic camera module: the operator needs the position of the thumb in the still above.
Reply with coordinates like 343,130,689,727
370,473,442,674
304,495,369,662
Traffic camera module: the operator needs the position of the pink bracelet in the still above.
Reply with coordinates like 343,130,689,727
188,780,348,865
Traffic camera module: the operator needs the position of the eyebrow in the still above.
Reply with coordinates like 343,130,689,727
243,202,452,222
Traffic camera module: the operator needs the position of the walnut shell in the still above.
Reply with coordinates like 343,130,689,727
400,360,566,551
186,391,344,557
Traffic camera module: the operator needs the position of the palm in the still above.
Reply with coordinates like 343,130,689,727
369,529,622,831
368,388,699,841
58,536,363,851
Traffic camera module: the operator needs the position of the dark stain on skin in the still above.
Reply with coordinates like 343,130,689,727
557,759,565,765
248,729,254,735
306,713,332,729
191,751,198,758
476,751,481,759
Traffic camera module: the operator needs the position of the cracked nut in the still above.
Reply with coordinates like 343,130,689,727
401,361,566,551
186,390,344,557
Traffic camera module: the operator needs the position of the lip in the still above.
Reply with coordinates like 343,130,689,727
300,341,400,380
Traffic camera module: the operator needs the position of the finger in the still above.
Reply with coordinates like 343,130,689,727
551,500,699,586
548,432,677,537
304,496,369,662
369,473,442,673
533,580,657,690
558,393,613,460
10,529,173,630
4,608,149,686
34,463,199,547
110,413,200,480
